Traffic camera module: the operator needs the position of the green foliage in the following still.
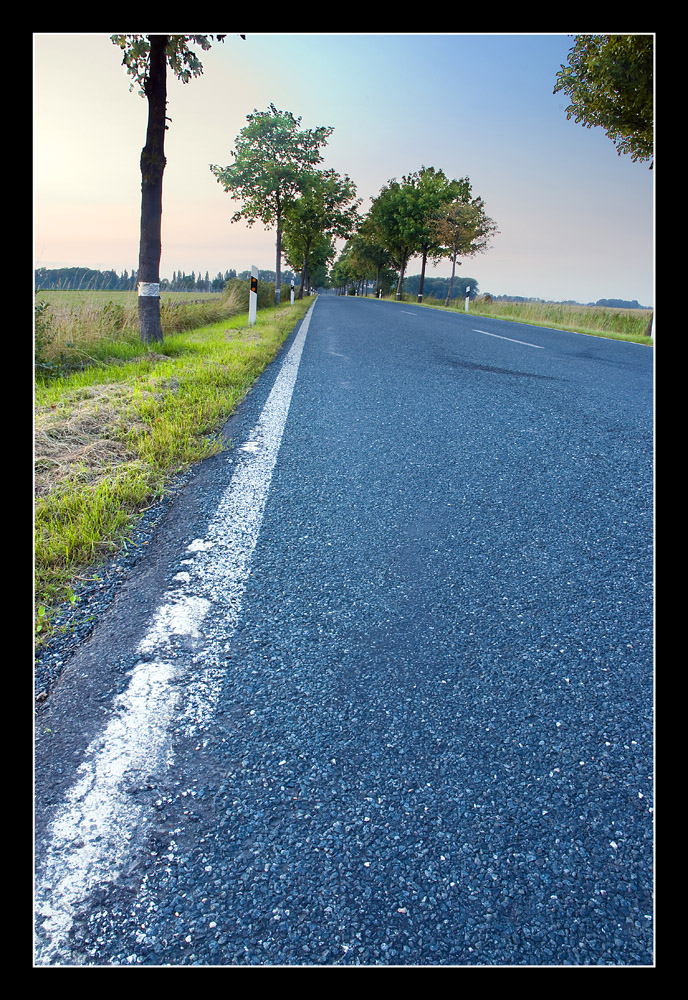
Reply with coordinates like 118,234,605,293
282,168,360,294
210,104,334,231
210,103,334,302
110,34,226,94
553,34,654,167
407,167,469,264
342,218,395,291
431,194,498,262
355,166,497,300
367,176,424,275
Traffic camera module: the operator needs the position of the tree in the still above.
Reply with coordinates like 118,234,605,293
365,169,482,301
349,216,395,295
407,167,469,303
111,33,229,343
430,189,498,305
210,104,333,305
367,175,428,300
329,246,362,296
553,34,654,168
281,168,360,298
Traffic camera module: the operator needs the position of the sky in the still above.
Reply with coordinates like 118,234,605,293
33,32,655,306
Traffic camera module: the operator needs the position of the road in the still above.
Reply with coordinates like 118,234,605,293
34,295,654,966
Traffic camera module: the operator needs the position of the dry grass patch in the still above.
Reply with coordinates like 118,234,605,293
35,385,141,498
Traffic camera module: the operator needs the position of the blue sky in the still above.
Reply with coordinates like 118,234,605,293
33,32,654,305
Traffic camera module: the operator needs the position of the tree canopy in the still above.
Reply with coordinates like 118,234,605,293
210,104,334,303
431,191,498,305
357,168,497,301
281,168,360,297
111,34,226,93
366,175,428,299
553,34,654,168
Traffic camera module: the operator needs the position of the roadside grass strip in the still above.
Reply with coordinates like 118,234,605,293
34,299,312,642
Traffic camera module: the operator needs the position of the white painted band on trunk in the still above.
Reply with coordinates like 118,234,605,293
138,282,160,297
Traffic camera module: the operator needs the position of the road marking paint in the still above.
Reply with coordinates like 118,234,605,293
472,329,544,348
34,302,316,965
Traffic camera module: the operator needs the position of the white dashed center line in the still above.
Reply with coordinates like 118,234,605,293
472,329,543,348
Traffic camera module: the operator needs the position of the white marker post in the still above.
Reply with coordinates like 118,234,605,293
249,266,258,325
291,279,295,305
465,285,470,313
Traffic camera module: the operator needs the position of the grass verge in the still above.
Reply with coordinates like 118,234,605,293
34,293,313,645
382,294,654,345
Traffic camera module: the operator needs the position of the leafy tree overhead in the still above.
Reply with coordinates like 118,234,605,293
210,104,334,305
111,33,229,343
553,34,654,168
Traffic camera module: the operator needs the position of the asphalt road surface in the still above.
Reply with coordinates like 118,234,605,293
34,295,654,966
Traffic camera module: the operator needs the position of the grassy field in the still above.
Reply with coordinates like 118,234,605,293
386,293,654,344
34,284,312,644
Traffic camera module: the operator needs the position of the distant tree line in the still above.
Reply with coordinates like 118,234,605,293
488,294,650,309
34,266,294,294
35,267,139,291
594,298,647,310
168,269,236,292
235,268,298,288
401,274,480,300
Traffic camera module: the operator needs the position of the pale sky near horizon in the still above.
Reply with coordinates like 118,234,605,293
33,32,655,306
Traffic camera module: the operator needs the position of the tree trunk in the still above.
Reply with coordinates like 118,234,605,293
418,248,428,302
445,248,460,307
298,262,305,300
137,34,167,345
274,215,282,306
298,244,310,300
395,261,406,300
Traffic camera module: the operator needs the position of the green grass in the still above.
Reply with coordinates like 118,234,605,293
34,290,313,644
382,293,654,345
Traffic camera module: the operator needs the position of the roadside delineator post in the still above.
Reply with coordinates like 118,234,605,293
291,279,295,306
249,265,258,325
465,285,470,313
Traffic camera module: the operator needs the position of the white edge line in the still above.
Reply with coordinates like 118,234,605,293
34,302,317,966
